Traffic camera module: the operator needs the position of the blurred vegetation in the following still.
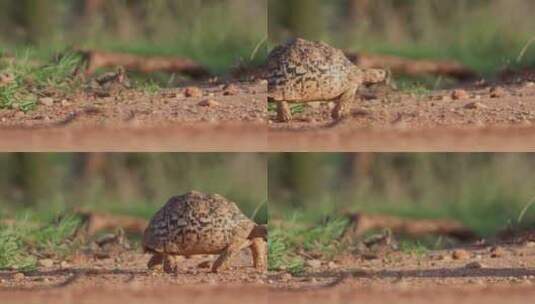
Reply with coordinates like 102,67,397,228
0,153,267,224
0,215,81,270
269,0,535,76
269,153,535,236
268,153,535,272
0,0,267,73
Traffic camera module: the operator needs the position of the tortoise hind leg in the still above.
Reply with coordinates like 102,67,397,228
277,101,292,122
332,87,357,120
211,238,252,273
250,237,267,273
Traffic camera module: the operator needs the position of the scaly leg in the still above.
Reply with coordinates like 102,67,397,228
332,88,357,120
212,239,252,273
147,253,165,270
163,254,178,273
277,101,292,122
250,237,267,273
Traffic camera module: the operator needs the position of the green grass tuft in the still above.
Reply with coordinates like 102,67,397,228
0,52,83,111
0,214,82,270
268,216,349,273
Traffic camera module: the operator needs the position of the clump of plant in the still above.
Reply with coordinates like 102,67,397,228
0,52,83,112
0,215,82,270
268,217,349,274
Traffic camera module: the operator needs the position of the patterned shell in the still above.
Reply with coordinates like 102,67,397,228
143,191,254,255
266,38,360,102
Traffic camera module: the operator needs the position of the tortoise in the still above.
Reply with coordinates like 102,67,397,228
266,38,388,122
143,191,267,273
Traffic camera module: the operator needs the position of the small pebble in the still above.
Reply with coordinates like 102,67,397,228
464,102,488,110
490,246,506,258
197,261,212,269
280,273,292,282
452,249,470,260
306,259,322,269
198,99,220,107
184,86,203,98
0,72,14,85
39,97,54,106
465,261,484,269
13,273,25,281
451,89,469,100
490,86,506,98
222,84,239,96
38,259,54,268
327,261,337,269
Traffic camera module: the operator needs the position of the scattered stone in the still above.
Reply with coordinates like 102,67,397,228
39,97,54,106
38,259,55,268
525,82,534,88
467,278,485,285
13,273,25,281
465,261,484,269
452,249,470,260
94,252,111,260
280,273,292,282
184,86,203,98
327,261,337,269
306,259,322,269
60,261,71,269
173,92,186,99
198,99,220,107
223,84,239,96
61,100,71,107
186,268,199,275
197,261,212,269
15,111,25,118
464,102,488,110
201,277,217,284
0,72,14,86
490,246,506,258
434,254,448,261
490,86,506,98
438,95,452,102
451,89,469,100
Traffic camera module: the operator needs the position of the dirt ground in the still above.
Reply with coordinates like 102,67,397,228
0,81,267,151
2,79,535,151
269,81,535,151
0,248,268,304
2,239,535,303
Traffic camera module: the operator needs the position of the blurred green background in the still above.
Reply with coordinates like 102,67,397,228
0,0,267,73
0,153,267,224
269,0,535,77
270,153,535,236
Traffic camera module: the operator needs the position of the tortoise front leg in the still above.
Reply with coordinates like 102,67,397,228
212,238,252,273
277,101,292,122
163,254,178,273
147,253,165,270
250,237,267,273
332,87,357,120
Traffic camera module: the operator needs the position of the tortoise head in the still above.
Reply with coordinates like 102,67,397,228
362,68,389,85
